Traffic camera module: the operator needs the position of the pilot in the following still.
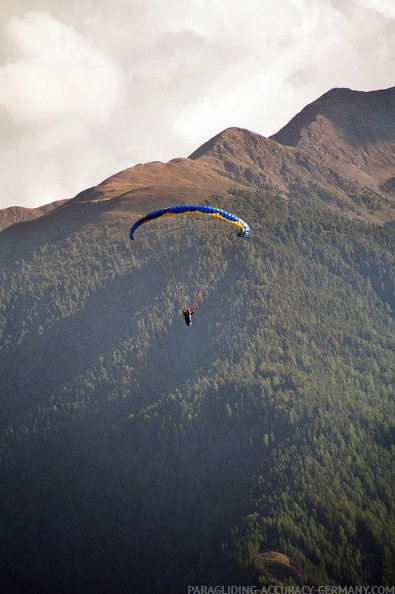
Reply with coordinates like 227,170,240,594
182,307,195,326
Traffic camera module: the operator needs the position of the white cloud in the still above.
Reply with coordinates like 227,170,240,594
0,10,125,206
0,1,394,209
0,11,124,125
361,0,395,19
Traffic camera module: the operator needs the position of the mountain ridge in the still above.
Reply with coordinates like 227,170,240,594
271,86,395,147
0,199,68,232
1,85,394,234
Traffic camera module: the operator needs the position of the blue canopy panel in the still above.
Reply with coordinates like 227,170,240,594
130,204,250,239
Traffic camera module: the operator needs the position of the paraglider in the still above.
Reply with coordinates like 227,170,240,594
130,204,249,325
130,204,250,240
182,307,195,326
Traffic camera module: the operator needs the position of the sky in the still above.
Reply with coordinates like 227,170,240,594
0,0,394,209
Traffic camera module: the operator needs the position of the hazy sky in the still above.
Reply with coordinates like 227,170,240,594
1,0,394,209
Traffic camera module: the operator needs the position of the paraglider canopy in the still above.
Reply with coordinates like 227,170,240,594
130,204,250,240
130,203,249,316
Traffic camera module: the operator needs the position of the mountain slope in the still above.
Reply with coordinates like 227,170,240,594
1,87,395,590
271,86,395,201
0,156,254,266
1,186,395,590
0,156,251,237
271,86,395,147
2,87,394,236
0,199,68,232
189,87,395,225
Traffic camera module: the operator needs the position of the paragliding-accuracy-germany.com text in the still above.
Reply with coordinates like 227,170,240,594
188,586,395,594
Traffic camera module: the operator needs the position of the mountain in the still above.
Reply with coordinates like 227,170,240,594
2,87,394,235
1,87,395,591
271,87,395,213
272,87,395,147
0,199,68,232
190,87,395,224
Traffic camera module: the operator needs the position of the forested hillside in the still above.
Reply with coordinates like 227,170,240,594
1,180,395,591
1,86,395,592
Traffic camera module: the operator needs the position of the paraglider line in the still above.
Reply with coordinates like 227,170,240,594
143,235,186,308
192,234,239,311
192,252,204,310
158,235,188,309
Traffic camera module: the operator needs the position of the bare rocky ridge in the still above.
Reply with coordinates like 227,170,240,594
189,87,395,224
271,87,395,147
1,86,394,234
271,87,395,204
0,200,67,232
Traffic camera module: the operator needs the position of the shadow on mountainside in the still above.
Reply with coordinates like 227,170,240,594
0,254,242,430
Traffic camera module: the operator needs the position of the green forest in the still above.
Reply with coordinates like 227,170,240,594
1,183,395,592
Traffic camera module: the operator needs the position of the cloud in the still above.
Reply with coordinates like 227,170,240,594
0,10,125,206
0,1,394,209
0,11,124,127
361,0,395,19
154,0,395,148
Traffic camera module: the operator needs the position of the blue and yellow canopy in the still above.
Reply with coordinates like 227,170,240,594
130,204,250,239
